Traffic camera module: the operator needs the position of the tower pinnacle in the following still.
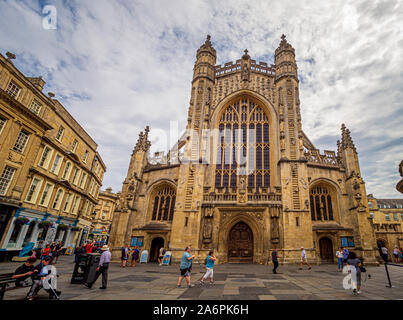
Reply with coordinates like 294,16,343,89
340,124,356,152
133,126,151,154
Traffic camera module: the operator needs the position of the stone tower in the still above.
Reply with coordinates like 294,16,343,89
168,36,216,254
109,127,151,259
274,35,314,262
338,124,377,257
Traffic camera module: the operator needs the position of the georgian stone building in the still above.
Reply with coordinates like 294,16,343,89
367,194,403,259
92,187,119,243
110,35,379,264
0,52,106,260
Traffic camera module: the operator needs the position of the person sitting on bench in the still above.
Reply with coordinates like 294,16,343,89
12,257,37,287
26,256,61,300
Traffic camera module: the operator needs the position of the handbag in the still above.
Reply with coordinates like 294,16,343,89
360,266,366,273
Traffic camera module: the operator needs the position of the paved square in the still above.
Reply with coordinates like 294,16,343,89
1,256,402,300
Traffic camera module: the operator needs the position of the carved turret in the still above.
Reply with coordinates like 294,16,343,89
274,34,298,83
341,123,356,153
193,35,216,83
133,125,151,154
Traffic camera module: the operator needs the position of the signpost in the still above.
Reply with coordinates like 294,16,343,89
162,251,172,266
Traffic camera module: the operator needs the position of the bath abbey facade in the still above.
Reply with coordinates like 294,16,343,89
109,35,379,264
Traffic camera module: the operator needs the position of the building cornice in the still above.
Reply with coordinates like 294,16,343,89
0,89,53,131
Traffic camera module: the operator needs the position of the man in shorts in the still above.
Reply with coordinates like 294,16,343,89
177,246,195,288
299,247,311,270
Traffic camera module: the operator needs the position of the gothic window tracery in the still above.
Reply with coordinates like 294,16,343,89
310,185,334,221
215,97,270,189
151,185,176,221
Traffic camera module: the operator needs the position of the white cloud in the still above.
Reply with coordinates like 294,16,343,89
0,0,402,197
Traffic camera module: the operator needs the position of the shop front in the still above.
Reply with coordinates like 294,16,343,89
0,208,78,260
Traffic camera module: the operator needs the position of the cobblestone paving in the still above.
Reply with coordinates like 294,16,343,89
1,256,402,300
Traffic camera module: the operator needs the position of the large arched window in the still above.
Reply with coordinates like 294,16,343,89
215,97,270,189
151,185,176,221
310,185,334,221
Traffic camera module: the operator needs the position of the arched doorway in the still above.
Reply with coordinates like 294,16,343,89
319,237,333,263
228,222,253,263
150,237,164,262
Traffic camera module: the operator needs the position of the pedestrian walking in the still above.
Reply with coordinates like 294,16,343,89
131,246,139,267
85,245,111,289
272,248,279,274
200,250,216,285
393,246,400,263
399,248,403,263
54,241,63,264
380,245,388,263
158,246,166,266
336,247,344,271
177,246,195,288
49,241,57,264
343,247,349,264
299,247,311,270
121,244,129,267
346,251,362,295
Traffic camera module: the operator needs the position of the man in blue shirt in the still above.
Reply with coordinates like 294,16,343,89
343,247,349,263
177,246,195,288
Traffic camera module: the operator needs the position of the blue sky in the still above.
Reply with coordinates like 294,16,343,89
0,0,402,198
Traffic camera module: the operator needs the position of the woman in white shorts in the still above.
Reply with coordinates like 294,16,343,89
200,250,216,285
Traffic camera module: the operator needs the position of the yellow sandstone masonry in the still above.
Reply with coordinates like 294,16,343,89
109,35,379,265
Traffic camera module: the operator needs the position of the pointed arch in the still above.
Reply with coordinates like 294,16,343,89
213,94,273,190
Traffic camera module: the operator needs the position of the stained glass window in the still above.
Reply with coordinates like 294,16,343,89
151,186,176,221
215,97,270,189
310,186,335,221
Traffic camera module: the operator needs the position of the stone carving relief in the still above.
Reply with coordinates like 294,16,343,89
300,178,308,190
270,206,281,244
203,219,213,243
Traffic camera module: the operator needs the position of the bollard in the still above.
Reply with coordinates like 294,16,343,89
384,263,393,288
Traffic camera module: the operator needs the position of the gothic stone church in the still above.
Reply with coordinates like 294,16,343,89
109,35,378,265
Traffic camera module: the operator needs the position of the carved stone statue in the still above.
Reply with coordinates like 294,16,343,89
241,64,250,81
280,138,285,151
203,219,213,242
271,216,279,242
239,176,246,191
299,138,304,152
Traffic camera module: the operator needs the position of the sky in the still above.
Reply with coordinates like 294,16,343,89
0,0,402,198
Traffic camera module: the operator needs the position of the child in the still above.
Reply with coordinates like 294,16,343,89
200,250,216,286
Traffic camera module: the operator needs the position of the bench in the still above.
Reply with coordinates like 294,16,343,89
0,273,31,300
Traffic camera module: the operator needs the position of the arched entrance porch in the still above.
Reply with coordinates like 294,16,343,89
150,237,164,262
319,237,334,263
228,221,253,263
